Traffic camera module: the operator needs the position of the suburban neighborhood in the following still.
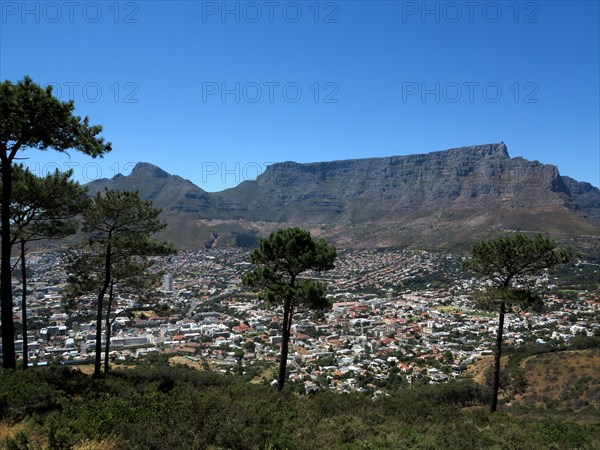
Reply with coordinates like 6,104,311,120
7,246,599,395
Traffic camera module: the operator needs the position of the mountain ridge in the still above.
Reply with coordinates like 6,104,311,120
85,143,600,253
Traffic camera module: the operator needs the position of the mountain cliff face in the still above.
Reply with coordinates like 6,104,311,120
88,163,213,213
86,143,600,252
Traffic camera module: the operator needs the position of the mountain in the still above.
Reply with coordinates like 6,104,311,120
86,143,600,253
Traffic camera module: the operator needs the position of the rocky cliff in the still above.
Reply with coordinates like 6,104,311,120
86,143,600,252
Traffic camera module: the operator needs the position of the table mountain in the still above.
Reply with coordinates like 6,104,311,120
86,143,599,253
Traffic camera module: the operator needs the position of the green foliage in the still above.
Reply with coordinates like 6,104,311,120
0,369,60,422
63,189,174,376
569,334,600,350
0,76,111,156
6,164,88,242
464,233,574,413
242,226,336,309
242,227,336,390
463,233,574,293
79,189,173,258
2,366,597,449
1,76,111,369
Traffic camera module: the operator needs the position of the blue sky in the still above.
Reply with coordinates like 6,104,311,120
1,1,598,191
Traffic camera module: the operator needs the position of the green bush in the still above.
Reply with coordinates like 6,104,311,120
0,369,62,422
0,366,598,449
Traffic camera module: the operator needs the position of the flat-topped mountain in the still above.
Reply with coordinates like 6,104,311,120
86,143,600,253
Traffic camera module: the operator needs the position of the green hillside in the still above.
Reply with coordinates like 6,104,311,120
1,363,598,450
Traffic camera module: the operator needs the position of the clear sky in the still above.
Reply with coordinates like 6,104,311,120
1,1,599,191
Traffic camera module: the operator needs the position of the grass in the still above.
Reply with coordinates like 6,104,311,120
463,347,599,423
509,349,600,417
435,306,465,313
168,356,209,370
0,422,23,442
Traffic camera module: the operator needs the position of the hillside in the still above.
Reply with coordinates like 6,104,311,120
1,364,599,449
86,143,600,252
509,349,600,416
467,348,600,419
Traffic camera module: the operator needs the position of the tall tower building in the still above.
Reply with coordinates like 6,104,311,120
163,273,173,291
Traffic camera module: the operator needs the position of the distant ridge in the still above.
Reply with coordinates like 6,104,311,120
86,143,600,253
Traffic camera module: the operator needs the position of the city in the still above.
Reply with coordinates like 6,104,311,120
10,246,599,395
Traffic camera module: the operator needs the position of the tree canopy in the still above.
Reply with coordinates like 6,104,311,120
7,165,88,245
242,227,336,390
64,189,173,377
6,165,88,368
1,76,111,369
0,76,111,158
464,233,574,291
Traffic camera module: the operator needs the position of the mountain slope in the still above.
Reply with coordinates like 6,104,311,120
86,143,600,252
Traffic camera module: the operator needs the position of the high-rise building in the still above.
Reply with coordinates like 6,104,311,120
163,273,174,291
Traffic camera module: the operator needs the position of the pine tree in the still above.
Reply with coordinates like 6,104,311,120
242,227,336,391
463,233,574,412
7,165,87,368
0,76,110,368
64,189,173,377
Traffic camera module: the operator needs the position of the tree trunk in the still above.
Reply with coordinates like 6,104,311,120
277,296,292,391
20,240,28,370
491,300,506,412
104,280,114,374
1,157,16,369
286,304,294,340
94,243,111,378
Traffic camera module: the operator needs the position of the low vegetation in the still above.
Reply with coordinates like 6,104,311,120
1,363,599,449
510,349,600,415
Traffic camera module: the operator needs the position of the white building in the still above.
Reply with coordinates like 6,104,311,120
163,273,174,291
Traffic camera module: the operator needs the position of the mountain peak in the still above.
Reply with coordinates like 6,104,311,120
130,162,171,179
496,142,508,156
478,142,508,156
483,142,509,157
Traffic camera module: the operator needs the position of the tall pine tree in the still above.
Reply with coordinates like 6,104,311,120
7,165,87,368
64,189,172,377
0,76,110,368
242,227,336,391
463,233,573,412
